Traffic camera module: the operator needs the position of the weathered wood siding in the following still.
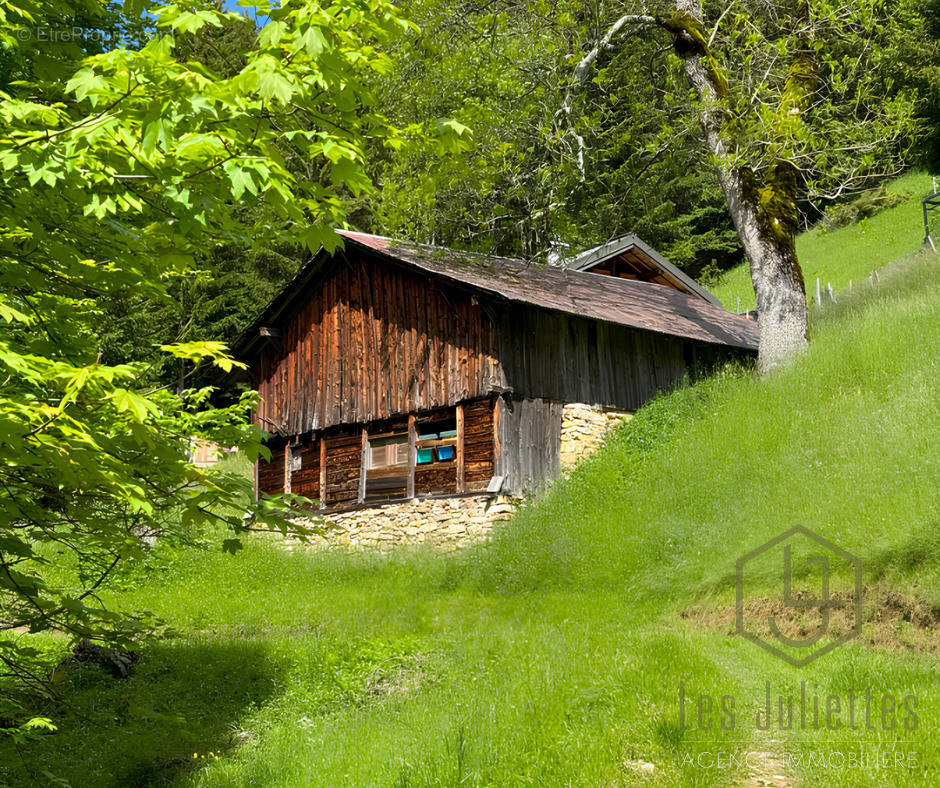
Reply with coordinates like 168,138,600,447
492,305,700,410
258,442,286,496
254,252,501,435
257,399,496,509
495,397,563,495
324,429,361,507
463,398,495,492
291,438,321,500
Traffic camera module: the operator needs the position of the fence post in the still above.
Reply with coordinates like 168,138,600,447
816,278,821,305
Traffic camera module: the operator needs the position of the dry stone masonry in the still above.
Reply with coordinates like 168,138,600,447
559,403,632,470
291,494,519,550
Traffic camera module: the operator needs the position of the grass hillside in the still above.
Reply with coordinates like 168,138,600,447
2,257,938,782
712,171,936,311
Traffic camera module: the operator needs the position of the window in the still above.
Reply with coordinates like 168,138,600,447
289,444,303,472
369,434,409,469
364,431,409,501
414,416,458,496
415,418,457,465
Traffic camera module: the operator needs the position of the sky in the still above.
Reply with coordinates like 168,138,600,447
222,1,270,26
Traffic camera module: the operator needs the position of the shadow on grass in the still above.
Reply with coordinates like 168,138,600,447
2,637,282,787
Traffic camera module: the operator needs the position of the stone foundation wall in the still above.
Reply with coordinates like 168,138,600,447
291,494,519,550
559,403,633,470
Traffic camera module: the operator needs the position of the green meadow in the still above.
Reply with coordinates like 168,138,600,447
712,171,937,311
2,218,938,786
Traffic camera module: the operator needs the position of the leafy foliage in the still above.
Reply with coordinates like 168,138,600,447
0,0,410,715
363,0,743,273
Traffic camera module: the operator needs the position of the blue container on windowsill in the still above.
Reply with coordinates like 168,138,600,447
436,445,455,461
439,429,457,438
416,448,434,464
417,433,438,441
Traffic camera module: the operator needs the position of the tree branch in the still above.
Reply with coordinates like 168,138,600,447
555,13,657,177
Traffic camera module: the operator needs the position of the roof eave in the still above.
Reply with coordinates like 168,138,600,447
569,235,723,307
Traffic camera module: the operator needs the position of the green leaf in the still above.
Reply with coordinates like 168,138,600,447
222,538,243,554
65,69,105,102
109,389,159,422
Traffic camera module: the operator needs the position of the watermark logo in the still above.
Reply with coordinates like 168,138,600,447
736,525,862,666
14,26,122,45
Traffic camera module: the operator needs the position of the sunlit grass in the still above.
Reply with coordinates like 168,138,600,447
1,254,937,785
711,170,935,311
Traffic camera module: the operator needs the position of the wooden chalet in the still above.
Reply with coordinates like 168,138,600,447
235,232,758,510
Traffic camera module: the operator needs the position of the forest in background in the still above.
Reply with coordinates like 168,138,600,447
84,0,940,381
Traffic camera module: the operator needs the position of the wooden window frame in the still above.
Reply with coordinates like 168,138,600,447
296,400,492,509
353,406,465,504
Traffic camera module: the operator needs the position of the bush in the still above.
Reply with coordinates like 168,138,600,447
819,185,907,231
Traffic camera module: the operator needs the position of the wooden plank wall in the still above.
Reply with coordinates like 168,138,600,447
463,398,495,492
324,429,361,507
492,305,689,411
257,399,497,508
495,397,563,495
258,442,286,495
254,252,502,435
291,438,321,501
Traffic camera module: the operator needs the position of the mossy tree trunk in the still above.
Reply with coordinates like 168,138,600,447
561,0,914,371
671,0,807,373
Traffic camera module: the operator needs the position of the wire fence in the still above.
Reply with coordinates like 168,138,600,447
924,178,940,252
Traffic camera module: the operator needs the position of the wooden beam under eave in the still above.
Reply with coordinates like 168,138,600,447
259,326,281,338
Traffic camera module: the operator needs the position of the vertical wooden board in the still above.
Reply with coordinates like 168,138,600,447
358,257,372,422
399,266,410,412
289,307,298,432
388,265,399,415
456,403,465,493
331,273,342,427
402,267,414,411
319,436,327,508
358,427,368,503
375,265,387,415
492,396,502,477
284,439,292,494
298,302,307,432
421,281,431,410
318,277,329,430
407,413,416,499
354,260,365,421
337,267,348,426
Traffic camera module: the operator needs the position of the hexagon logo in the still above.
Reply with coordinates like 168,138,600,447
736,525,862,667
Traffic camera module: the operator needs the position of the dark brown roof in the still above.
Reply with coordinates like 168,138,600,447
236,231,758,356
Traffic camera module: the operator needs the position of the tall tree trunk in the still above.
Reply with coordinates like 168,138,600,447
673,0,808,373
